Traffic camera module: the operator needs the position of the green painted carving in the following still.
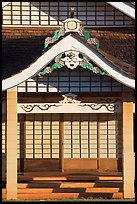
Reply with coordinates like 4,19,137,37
97,68,107,75
37,53,64,76
37,68,47,77
83,30,91,41
43,27,100,51
43,30,61,51
52,62,62,70
80,61,107,75
53,30,61,41
80,62,93,70
83,30,100,49
37,52,107,77
96,43,99,49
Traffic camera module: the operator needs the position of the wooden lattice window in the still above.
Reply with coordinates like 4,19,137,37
17,67,123,93
2,2,134,26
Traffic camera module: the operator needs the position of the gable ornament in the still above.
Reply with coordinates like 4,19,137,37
43,18,99,51
59,93,81,104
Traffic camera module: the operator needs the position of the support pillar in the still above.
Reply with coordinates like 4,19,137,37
122,93,134,198
6,87,17,200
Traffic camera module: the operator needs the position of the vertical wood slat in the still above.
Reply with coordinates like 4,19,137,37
11,2,13,25
39,2,41,25
20,114,26,173
79,114,81,158
59,113,64,172
50,114,52,158
88,114,90,158
29,2,31,25
71,114,73,158
48,1,50,25
97,114,100,169
41,115,43,159
115,113,118,158
20,2,22,25
33,114,35,158
107,114,109,158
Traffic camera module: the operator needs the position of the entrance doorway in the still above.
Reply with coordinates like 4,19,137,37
18,113,121,172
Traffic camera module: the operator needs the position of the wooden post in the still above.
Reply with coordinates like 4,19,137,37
122,93,135,198
59,113,64,172
7,87,18,200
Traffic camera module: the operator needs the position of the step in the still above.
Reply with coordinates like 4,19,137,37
98,176,122,181
2,188,123,200
86,187,120,193
3,192,123,200
19,187,120,193
17,186,121,194
32,176,97,181
18,181,96,189
31,176,122,181
18,180,122,189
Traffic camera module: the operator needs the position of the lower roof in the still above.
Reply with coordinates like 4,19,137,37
2,27,135,80
2,32,135,91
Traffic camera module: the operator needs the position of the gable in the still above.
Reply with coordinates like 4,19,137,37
2,33,135,91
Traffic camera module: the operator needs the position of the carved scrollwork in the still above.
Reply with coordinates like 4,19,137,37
79,99,122,112
19,104,61,112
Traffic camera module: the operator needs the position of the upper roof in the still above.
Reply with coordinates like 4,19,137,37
2,2,135,19
2,2,135,28
107,2,135,19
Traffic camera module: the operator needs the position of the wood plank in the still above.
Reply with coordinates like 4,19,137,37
86,187,120,193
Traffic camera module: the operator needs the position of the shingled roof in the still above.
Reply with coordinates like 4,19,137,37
2,27,135,80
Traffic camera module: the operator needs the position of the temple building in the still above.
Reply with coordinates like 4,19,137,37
2,2,135,201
